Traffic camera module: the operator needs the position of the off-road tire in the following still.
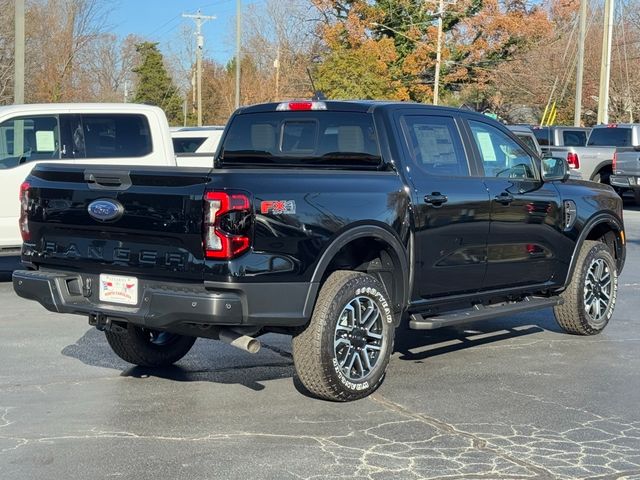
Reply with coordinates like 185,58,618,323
292,271,395,402
105,324,196,367
554,240,618,335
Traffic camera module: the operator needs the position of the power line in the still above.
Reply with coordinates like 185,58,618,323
145,14,182,40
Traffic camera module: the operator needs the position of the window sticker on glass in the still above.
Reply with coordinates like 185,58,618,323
475,131,496,162
36,131,55,152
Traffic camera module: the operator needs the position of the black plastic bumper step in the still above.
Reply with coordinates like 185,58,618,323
409,296,562,330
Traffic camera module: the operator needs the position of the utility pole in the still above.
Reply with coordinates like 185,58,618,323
182,9,216,127
274,44,280,100
123,80,129,103
235,0,241,109
574,0,587,126
14,0,25,104
433,0,445,106
597,0,615,124
183,99,187,127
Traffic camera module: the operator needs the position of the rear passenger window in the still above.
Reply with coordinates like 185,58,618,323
400,115,469,176
0,116,60,169
70,114,152,159
563,130,587,146
533,128,550,146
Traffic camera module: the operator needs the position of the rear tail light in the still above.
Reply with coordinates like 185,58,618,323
203,191,252,259
276,101,327,111
612,151,617,172
19,181,30,241
567,152,580,169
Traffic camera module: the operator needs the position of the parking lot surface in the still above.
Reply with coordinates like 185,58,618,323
1,205,639,480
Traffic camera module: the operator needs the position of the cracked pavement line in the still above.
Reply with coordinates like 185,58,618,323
0,403,542,479
370,393,553,479
369,391,640,480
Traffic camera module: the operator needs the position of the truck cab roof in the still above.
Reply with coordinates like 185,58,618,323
236,100,496,122
0,103,167,116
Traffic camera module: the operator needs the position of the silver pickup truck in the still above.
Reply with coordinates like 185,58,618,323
607,124,640,204
533,126,616,184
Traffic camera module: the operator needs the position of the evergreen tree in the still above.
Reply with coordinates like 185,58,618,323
132,42,183,124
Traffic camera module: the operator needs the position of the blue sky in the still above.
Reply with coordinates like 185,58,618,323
109,0,259,64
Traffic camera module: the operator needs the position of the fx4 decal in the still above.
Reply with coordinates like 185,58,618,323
261,200,296,215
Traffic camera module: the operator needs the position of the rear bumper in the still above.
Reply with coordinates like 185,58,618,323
12,269,318,334
611,175,639,189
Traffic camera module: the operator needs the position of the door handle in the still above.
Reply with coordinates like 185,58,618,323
424,193,448,206
494,192,514,205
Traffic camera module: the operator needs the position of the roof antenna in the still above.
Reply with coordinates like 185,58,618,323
307,67,326,101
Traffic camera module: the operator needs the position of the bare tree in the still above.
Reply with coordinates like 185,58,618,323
75,33,143,102
26,0,111,102
0,0,15,104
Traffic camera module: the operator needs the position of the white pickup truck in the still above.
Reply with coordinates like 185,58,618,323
0,103,177,255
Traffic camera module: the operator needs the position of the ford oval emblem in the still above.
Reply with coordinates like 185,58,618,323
87,199,124,222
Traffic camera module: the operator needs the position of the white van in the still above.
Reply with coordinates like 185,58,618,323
0,103,176,254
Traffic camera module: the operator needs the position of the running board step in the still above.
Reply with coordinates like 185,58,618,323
409,296,562,330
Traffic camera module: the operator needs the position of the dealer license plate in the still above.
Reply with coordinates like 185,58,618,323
99,274,138,305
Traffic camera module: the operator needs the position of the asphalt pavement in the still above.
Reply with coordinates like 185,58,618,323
1,204,640,480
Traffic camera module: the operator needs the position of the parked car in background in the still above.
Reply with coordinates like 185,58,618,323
171,126,224,167
532,126,591,151
533,125,615,185
507,125,581,180
507,125,543,157
603,124,640,204
0,103,176,255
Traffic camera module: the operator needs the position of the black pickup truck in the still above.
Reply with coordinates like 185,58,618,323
13,101,626,401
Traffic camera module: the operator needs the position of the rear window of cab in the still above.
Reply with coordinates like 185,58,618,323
219,111,381,168
588,127,633,147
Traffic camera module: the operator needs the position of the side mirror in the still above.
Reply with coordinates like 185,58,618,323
541,157,570,182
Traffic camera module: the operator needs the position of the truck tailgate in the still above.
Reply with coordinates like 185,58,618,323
23,164,211,281
615,149,640,176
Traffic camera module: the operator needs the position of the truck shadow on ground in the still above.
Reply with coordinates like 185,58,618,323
393,309,559,362
61,310,557,395
61,329,296,392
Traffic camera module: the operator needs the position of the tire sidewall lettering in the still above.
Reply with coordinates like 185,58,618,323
355,286,393,324
332,358,370,391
